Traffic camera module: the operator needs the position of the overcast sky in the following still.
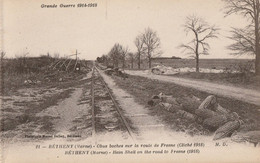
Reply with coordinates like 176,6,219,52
2,0,253,60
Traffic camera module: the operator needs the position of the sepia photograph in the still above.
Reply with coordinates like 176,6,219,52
1,0,260,162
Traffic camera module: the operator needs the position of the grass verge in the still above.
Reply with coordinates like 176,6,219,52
111,74,260,136
169,72,260,91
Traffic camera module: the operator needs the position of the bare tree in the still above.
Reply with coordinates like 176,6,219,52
1,52,5,62
134,35,145,69
1,52,5,75
227,27,255,55
127,52,135,69
179,15,219,72
103,55,111,67
108,43,123,67
121,46,129,70
223,0,260,75
142,27,161,68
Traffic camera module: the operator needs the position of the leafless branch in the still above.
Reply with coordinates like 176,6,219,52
227,27,256,55
179,15,219,72
140,27,161,68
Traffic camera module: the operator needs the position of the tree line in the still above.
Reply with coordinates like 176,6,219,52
97,0,260,75
97,27,161,69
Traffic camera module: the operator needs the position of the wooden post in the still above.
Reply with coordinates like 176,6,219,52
74,50,79,71
76,50,77,60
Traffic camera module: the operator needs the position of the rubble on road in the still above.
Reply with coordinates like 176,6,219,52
159,93,178,104
148,93,258,143
24,80,41,85
150,65,235,75
104,67,128,78
22,69,90,86
151,65,179,75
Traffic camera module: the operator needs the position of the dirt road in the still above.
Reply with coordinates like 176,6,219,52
125,70,260,106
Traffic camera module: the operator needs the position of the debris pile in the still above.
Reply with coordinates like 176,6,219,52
22,71,88,85
148,94,260,145
150,65,236,75
151,65,179,75
24,80,41,85
104,67,128,78
20,58,91,85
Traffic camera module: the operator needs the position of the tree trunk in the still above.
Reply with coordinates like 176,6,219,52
255,0,260,75
196,55,199,73
149,58,151,68
122,58,125,70
148,49,151,69
114,59,118,67
256,54,260,75
195,35,199,73
138,52,141,69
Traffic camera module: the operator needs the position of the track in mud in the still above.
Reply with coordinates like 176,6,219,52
90,67,134,141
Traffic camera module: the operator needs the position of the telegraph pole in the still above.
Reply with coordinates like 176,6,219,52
74,49,80,71
75,50,78,61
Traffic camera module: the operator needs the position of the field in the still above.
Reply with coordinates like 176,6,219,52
129,58,259,90
1,56,92,94
119,58,259,90
0,56,93,134
150,58,254,70
123,58,254,70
